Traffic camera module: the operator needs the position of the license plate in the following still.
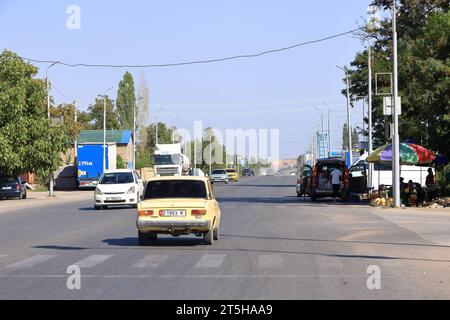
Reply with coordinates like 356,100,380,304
2,187,12,190
106,197,122,201
160,209,186,217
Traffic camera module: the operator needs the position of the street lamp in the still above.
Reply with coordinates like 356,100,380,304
336,65,353,166
322,102,332,157
391,0,401,207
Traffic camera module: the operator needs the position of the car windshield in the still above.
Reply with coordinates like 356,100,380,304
226,169,236,173
212,170,226,174
99,172,134,184
144,180,207,199
154,154,180,165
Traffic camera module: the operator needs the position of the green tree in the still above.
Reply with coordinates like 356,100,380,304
0,50,70,178
87,95,120,130
345,1,449,156
116,71,136,130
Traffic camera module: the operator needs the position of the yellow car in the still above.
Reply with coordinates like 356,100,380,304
225,168,239,182
136,176,221,245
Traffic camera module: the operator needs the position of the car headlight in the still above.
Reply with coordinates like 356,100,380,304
127,186,136,194
95,188,103,195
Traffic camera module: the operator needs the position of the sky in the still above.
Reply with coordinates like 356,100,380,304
0,0,374,159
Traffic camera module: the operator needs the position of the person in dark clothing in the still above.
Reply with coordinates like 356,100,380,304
425,168,435,202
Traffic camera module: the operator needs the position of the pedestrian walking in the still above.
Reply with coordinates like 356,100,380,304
330,168,342,202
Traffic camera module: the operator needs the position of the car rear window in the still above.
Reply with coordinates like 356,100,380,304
0,176,18,183
144,180,207,199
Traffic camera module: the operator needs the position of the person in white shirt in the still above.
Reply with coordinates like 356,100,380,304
330,168,342,202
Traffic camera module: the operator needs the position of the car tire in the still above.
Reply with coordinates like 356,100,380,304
213,227,219,240
94,205,102,210
204,229,214,245
138,231,157,246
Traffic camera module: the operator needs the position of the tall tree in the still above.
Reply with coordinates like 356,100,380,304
136,71,149,150
116,71,136,130
0,50,70,178
342,123,359,151
87,95,120,130
345,0,450,156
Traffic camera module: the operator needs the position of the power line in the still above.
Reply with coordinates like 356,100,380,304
20,27,362,69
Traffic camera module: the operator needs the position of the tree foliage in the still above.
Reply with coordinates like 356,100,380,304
86,95,120,130
116,71,136,130
0,50,70,177
345,0,450,157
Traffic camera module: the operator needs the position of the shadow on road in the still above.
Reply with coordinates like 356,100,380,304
102,237,204,247
217,196,368,206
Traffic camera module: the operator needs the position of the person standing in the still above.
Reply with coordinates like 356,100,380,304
330,168,342,202
425,168,435,202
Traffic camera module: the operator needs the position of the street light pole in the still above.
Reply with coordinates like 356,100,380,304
392,0,401,207
337,66,353,165
134,96,144,170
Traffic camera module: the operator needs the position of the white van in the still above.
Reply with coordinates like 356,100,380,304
349,152,432,192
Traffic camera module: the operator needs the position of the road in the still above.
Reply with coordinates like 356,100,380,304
1,176,450,299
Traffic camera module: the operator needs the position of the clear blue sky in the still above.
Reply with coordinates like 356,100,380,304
0,0,373,159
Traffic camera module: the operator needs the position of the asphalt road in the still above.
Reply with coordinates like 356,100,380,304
1,176,450,299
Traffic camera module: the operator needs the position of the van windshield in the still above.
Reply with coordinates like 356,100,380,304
154,154,180,165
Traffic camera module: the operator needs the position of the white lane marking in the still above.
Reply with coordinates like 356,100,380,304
132,255,169,268
5,254,56,268
72,254,113,268
257,254,283,268
194,254,226,268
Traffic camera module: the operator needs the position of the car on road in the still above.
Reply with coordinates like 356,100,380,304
0,175,27,200
209,169,229,184
225,168,239,182
242,168,256,176
136,176,221,245
309,158,349,201
94,169,144,210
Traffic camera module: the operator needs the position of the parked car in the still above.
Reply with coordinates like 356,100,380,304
94,169,144,210
136,176,221,245
225,168,239,182
209,169,229,184
309,159,349,201
0,176,27,200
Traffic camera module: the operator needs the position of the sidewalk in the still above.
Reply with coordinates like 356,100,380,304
0,190,93,214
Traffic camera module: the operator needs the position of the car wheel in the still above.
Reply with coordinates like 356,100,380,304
94,205,102,210
138,231,157,246
213,227,219,240
204,229,214,245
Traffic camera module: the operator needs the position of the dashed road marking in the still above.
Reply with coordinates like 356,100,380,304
194,254,226,268
257,254,283,268
132,255,169,268
72,254,113,268
5,254,56,268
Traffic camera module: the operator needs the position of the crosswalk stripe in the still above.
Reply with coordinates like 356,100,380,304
5,254,56,268
72,254,113,268
132,255,169,268
194,254,226,268
257,254,283,268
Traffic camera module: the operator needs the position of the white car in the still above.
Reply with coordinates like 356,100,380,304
94,169,144,210
209,169,229,184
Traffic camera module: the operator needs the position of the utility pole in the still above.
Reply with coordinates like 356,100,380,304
74,101,78,168
337,66,353,165
392,0,401,207
46,62,58,197
103,96,107,172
